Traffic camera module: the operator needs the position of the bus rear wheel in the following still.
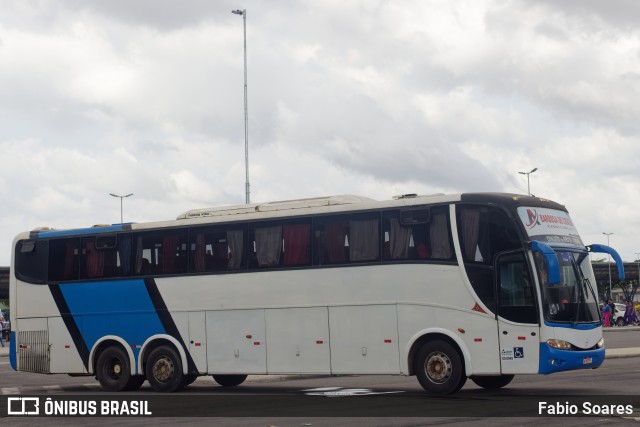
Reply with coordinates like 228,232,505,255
470,374,514,389
415,340,466,394
212,374,247,387
96,346,134,392
145,345,186,392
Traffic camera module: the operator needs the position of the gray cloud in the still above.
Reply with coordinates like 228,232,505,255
2,0,640,263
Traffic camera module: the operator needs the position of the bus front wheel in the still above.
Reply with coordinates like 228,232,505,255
96,346,135,392
212,374,248,387
145,345,186,392
470,374,514,389
415,340,466,394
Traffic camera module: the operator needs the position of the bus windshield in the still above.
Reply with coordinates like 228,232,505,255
536,250,600,324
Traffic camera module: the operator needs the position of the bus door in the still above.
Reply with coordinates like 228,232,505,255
495,251,540,374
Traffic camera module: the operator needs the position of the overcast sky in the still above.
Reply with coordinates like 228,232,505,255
1,0,640,266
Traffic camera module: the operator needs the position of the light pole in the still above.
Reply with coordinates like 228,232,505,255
232,8,250,204
110,193,133,224
518,167,538,196
603,232,614,298
636,252,640,296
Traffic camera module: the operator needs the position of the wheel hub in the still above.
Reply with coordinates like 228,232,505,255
153,356,174,382
426,351,452,384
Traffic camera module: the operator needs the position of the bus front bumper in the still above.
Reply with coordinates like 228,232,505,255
538,343,604,374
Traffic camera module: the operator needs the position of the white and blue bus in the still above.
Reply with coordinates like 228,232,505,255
8,193,624,393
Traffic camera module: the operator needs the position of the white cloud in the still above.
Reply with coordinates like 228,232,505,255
1,0,640,265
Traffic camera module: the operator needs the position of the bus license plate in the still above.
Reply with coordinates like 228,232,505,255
583,357,592,365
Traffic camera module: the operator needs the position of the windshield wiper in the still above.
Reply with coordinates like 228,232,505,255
583,277,592,296
572,261,582,325
583,277,601,323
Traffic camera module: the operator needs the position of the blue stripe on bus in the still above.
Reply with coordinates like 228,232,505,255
543,321,600,330
32,224,131,238
143,278,198,375
538,342,604,374
59,279,166,369
9,331,16,370
50,284,90,369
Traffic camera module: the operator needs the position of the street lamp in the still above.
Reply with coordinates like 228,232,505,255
232,8,250,205
110,193,133,224
518,167,538,196
603,232,614,298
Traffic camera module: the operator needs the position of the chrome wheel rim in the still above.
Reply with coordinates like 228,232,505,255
425,351,453,384
152,356,174,382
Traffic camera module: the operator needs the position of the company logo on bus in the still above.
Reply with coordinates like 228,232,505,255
524,208,541,229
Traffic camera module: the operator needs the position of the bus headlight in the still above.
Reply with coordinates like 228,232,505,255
547,339,572,350
596,338,604,348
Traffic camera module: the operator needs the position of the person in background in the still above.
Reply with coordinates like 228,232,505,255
602,300,612,327
0,312,4,347
624,301,638,326
609,300,617,327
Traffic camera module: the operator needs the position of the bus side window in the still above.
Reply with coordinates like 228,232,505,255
383,207,454,262
457,205,522,313
49,238,79,281
458,207,489,264
248,221,312,268
429,209,454,260
133,231,188,276
348,217,379,262
15,239,49,284
190,227,245,272
117,236,132,276
251,225,283,268
226,229,244,270
457,206,494,311
314,218,348,265
383,211,428,260
79,235,131,279
283,223,311,266
496,251,537,324
80,238,105,279
314,213,380,265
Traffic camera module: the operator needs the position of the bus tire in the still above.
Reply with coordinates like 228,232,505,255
212,374,248,387
145,345,186,392
470,374,514,389
96,346,134,392
415,340,466,394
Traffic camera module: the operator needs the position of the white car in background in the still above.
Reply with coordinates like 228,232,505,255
612,303,627,326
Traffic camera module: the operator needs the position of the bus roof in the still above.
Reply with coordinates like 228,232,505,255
459,193,567,212
175,195,376,219
24,192,567,238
